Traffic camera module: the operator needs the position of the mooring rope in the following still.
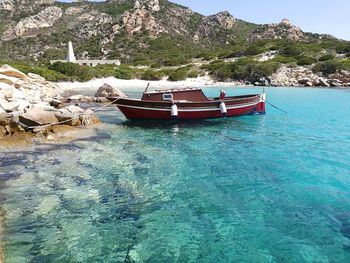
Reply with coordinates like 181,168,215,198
17,97,121,130
262,97,288,114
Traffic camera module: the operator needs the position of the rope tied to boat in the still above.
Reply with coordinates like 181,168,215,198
17,97,121,130
261,96,288,114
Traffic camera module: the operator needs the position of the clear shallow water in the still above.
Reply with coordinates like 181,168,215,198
0,87,350,262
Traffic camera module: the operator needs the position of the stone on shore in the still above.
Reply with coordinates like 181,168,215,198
80,109,101,126
298,78,310,85
0,126,6,138
0,64,29,80
54,108,81,126
19,108,58,127
0,64,102,147
319,78,330,87
95,83,126,98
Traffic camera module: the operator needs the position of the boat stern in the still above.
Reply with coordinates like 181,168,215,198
257,93,266,114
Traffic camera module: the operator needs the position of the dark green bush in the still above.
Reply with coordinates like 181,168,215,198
318,54,336,61
243,45,267,56
141,70,164,81
312,61,340,75
187,70,200,78
297,56,317,66
115,67,136,80
49,62,95,81
168,68,189,81
272,55,297,64
280,45,303,57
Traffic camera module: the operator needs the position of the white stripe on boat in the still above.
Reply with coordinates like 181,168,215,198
116,101,260,112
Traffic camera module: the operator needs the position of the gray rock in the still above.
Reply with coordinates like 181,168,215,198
305,81,314,87
319,78,330,87
0,112,10,126
3,6,63,40
54,108,80,126
298,78,310,85
0,126,7,137
66,105,84,114
328,79,343,87
79,109,100,126
0,100,19,112
19,108,58,127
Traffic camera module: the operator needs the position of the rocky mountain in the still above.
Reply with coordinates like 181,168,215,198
0,0,339,62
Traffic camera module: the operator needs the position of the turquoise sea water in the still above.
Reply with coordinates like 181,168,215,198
1,87,350,262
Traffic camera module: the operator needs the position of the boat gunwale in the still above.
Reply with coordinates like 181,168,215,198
108,94,262,105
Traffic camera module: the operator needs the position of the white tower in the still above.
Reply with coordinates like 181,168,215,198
66,41,76,63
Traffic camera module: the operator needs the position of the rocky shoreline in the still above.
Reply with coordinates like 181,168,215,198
267,65,350,88
0,65,127,149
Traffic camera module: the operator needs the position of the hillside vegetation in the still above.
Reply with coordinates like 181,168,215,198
0,0,350,85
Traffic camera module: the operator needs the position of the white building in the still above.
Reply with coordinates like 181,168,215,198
50,41,121,67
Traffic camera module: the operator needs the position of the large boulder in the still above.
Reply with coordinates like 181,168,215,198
95,84,126,98
19,108,58,127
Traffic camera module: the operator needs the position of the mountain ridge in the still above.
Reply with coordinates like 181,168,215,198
0,0,340,62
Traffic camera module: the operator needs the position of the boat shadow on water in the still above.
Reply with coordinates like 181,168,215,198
119,114,266,130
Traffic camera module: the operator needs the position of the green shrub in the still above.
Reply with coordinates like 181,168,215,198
272,55,297,64
168,68,189,81
115,67,136,80
340,59,350,70
29,67,69,82
187,70,200,78
312,61,340,75
318,54,336,61
141,69,164,81
280,44,303,57
163,56,189,66
197,51,217,61
297,56,317,66
213,64,233,81
49,62,95,81
243,45,267,56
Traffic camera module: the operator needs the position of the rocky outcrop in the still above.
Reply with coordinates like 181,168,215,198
203,11,235,31
270,65,350,87
0,0,13,11
0,65,101,145
134,0,160,12
121,8,163,36
249,19,304,42
74,11,113,39
3,6,62,40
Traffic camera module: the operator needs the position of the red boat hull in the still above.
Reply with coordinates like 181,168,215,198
115,94,266,120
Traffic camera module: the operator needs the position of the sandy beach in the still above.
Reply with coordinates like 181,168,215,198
57,76,239,93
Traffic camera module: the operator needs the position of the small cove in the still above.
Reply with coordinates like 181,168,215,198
0,87,350,262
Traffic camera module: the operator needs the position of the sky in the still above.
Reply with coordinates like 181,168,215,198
62,0,350,40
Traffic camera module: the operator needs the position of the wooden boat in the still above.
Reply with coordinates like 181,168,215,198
108,88,266,120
